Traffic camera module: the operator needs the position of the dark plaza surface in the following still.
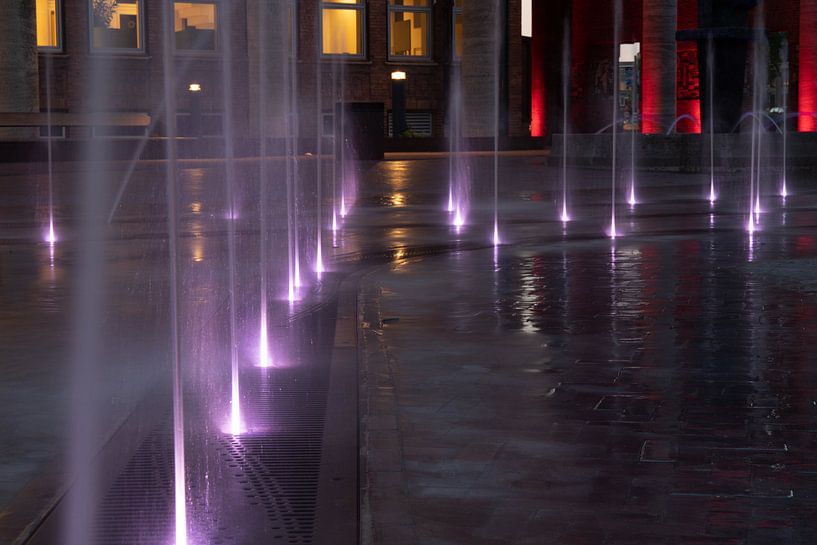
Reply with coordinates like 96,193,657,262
2,154,817,544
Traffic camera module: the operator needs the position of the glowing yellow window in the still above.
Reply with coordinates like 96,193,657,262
175,2,217,51
36,0,61,49
321,0,365,56
389,0,431,59
90,0,143,51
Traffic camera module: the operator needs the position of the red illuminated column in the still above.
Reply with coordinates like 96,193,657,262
641,0,677,134
530,0,546,136
800,0,817,132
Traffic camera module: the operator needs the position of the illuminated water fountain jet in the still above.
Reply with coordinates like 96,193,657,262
560,22,571,223
159,1,188,541
454,206,465,230
314,18,324,280
491,0,501,246
257,9,273,369
285,27,299,303
748,6,769,232
221,1,243,436
707,35,717,204
780,38,790,199
609,0,622,239
44,52,57,258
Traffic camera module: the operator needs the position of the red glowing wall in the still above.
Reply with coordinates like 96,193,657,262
641,0,671,134
800,0,817,131
530,0,546,136
675,0,700,133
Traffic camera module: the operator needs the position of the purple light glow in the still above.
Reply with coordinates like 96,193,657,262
560,203,570,223
453,207,465,229
492,223,501,246
258,316,272,368
46,220,56,267
608,215,618,239
294,257,302,289
174,501,188,545
46,219,56,244
628,184,637,207
316,245,324,278
447,188,454,213
287,280,297,304
229,386,243,436
748,228,756,261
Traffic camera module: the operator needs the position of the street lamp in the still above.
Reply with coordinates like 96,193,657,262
188,83,202,136
391,71,408,137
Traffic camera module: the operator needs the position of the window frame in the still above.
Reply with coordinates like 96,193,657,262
37,0,64,52
387,0,433,62
90,123,150,139
319,0,367,60
87,0,146,55
172,0,220,55
39,124,66,139
452,1,462,62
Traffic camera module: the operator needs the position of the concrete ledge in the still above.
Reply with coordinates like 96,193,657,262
548,132,817,172
0,136,547,163
0,112,150,128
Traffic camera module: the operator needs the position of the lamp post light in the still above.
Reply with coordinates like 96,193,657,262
188,83,202,137
391,71,408,137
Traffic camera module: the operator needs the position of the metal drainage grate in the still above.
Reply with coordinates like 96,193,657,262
219,375,329,545
93,425,175,545
79,354,330,545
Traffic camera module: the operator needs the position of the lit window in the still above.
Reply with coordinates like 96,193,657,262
174,2,217,51
389,0,431,59
36,0,62,50
453,0,463,60
90,0,144,51
321,0,365,57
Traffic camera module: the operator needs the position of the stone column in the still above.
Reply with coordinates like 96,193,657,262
641,0,677,134
0,0,39,140
799,0,817,131
462,0,501,138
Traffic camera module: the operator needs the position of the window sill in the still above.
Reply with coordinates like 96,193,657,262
317,58,372,65
385,60,438,66
87,51,151,59
174,50,221,57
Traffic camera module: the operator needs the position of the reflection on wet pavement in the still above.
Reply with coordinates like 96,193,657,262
360,175,817,543
3,155,817,543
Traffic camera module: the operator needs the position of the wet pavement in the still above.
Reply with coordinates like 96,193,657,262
1,153,817,543
356,164,817,544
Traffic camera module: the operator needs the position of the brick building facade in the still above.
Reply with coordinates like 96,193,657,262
0,0,529,144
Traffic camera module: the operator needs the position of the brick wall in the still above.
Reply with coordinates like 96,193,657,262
41,0,250,137
38,0,524,141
